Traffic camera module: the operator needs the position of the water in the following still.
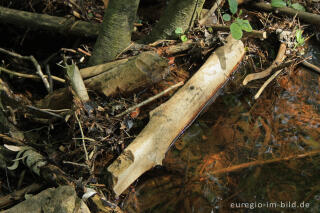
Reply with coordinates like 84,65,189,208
123,41,320,213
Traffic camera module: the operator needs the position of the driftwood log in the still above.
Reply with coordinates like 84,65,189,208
106,35,245,196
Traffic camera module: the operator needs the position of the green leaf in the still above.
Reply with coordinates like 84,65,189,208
228,0,238,14
223,14,231,21
237,19,253,32
180,35,188,42
295,29,304,45
271,0,287,8
175,27,183,35
208,27,213,33
230,22,243,40
291,3,306,11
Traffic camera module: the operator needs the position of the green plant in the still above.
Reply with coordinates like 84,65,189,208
295,28,305,48
222,0,253,40
271,0,306,11
174,27,188,42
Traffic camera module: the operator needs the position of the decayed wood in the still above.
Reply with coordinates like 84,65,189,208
66,63,89,103
253,2,320,26
84,51,169,96
35,51,169,109
164,41,196,55
107,35,245,196
80,58,128,79
0,6,99,37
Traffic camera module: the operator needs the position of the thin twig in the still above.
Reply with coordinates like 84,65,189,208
243,43,286,85
115,42,135,59
302,61,320,74
45,64,53,92
0,134,25,146
115,81,184,117
26,105,64,119
63,160,90,169
209,149,320,175
0,67,65,83
254,69,283,99
74,112,89,162
29,55,51,92
0,48,51,93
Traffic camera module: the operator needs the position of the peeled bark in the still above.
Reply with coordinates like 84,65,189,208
107,36,245,196
89,0,140,65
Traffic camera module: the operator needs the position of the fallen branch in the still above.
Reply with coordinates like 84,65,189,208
75,112,89,162
0,6,99,37
0,134,25,146
208,24,267,39
0,48,51,93
107,35,245,196
199,0,223,26
84,51,170,96
254,69,283,99
253,2,320,26
302,61,320,74
243,43,286,85
164,41,196,55
80,58,128,79
36,51,170,110
0,183,44,209
0,67,65,83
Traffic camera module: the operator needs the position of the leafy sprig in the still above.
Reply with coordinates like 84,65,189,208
222,0,253,40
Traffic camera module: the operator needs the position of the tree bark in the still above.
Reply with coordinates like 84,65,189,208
144,0,206,43
89,0,140,65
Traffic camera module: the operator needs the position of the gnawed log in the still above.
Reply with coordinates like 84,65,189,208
36,51,169,109
85,51,169,96
106,35,245,196
80,59,128,79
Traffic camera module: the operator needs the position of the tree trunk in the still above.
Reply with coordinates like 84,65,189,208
89,0,140,65
144,0,205,43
